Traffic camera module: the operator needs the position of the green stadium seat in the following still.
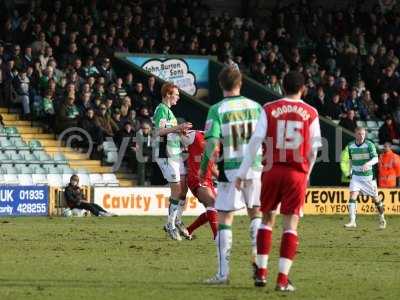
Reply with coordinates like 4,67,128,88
377,121,384,128
0,127,7,137
24,152,40,164
53,153,68,165
356,121,366,127
13,139,30,151
5,127,19,138
0,152,11,164
45,166,62,174
104,151,118,164
103,141,118,152
34,151,54,165
47,173,63,187
32,173,48,185
31,165,47,174
9,152,25,164
103,173,119,187
4,165,18,174
29,140,44,151
4,174,19,184
18,165,33,174
0,139,16,151
60,166,74,174
366,121,378,129
332,120,340,125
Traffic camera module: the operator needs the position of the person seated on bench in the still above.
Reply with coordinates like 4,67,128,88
64,175,114,216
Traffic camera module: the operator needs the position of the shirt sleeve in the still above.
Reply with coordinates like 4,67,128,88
236,109,268,179
153,106,167,129
309,116,322,149
204,106,221,139
368,141,378,158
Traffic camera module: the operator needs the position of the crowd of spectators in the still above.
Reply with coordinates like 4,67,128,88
0,0,400,182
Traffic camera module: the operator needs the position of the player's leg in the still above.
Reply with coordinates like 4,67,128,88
346,179,360,228
205,210,234,284
366,180,386,229
275,171,307,292
187,185,217,238
255,211,277,286
276,214,299,292
175,174,191,239
244,179,262,267
205,181,243,284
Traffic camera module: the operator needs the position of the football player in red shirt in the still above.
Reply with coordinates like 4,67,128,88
181,130,218,239
235,72,322,292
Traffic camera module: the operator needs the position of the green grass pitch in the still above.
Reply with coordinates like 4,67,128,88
0,215,398,300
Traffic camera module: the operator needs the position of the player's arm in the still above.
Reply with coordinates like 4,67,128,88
153,108,191,136
235,110,268,190
340,145,351,179
200,107,220,180
362,142,379,171
307,116,322,181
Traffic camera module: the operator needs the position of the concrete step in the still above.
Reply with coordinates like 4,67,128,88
1,114,19,121
69,159,102,166
21,133,55,139
118,179,136,187
16,126,43,134
3,120,32,126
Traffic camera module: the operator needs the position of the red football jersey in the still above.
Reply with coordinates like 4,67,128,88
187,131,213,184
263,98,320,174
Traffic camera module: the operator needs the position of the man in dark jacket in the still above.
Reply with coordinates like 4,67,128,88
64,175,113,216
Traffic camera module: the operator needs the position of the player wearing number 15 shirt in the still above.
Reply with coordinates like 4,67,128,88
236,71,322,292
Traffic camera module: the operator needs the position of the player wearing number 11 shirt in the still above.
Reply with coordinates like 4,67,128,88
235,71,322,292
200,67,263,285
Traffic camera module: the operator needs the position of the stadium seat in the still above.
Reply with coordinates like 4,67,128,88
29,140,44,151
53,153,68,165
45,166,62,174
0,139,16,151
4,174,19,184
18,165,33,174
377,121,384,128
103,173,120,186
4,165,18,174
31,165,47,174
0,152,11,164
104,151,118,164
18,174,33,185
89,173,105,186
332,120,339,125
9,152,25,164
0,174,5,184
35,151,54,165
366,121,378,129
356,121,366,127
103,140,118,152
23,152,39,164
32,174,48,185
0,127,7,138
12,138,30,151
60,166,74,174
5,127,19,138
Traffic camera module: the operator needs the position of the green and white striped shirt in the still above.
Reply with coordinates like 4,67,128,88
348,139,378,181
204,95,262,182
153,103,181,158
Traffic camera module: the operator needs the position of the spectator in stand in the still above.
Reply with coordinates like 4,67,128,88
339,109,357,132
77,91,93,116
115,78,127,106
337,77,350,103
266,74,283,95
98,58,116,84
135,121,153,185
42,89,55,130
115,121,136,170
377,92,393,119
94,103,118,138
379,117,400,145
112,109,123,130
79,108,104,151
326,93,344,120
311,86,327,117
145,75,159,104
136,107,152,126
361,90,379,120
57,95,80,131
378,142,400,188
133,82,153,114
12,68,30,118
344,88,366,120
82,57,99,78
